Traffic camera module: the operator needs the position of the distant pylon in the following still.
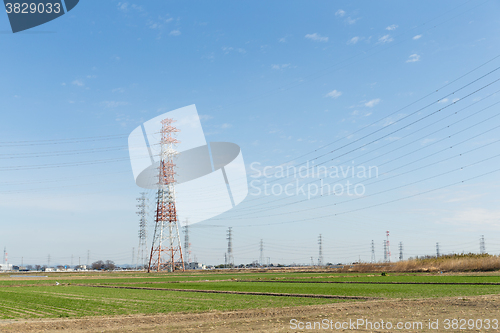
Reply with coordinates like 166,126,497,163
318,234,323,266
3,247,6,265
259,239,264,266
480,235,486,254
183,219,191,264
136,192,148,269
399,242,403,261
148,118,185,273
386,231,391,263
436,242,440,257
226,227,234,267
371,240,375,263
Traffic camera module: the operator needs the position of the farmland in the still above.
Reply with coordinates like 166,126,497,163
0,269,499,332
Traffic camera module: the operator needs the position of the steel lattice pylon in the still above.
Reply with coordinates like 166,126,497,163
136,192,148,270
148,118,185,273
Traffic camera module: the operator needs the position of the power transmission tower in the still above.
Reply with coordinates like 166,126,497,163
87,250,90,266
480,235,486,254
148,118,185,273
371,240,375,263
383,241,387,262
136,192,148,269
183,219,191,264
71,254,73,267
47,254,51,267
259,239,264,266
3,247,6,265
436,242,440,257
226,227,234,267
318,234,323,266
132,247,135,267
399,242,403,261
386,231,391,262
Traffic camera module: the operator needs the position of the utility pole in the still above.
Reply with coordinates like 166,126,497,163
47,254,51,267
136,192,148,269
226,227,233,267
371,240,376,263
436,242,440,257
318,234,323,266
87,250,90,266
71,254,73,267
399,242,403,261
259,239,264,266
480,235,486,254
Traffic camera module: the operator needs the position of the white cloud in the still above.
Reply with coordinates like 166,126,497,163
169,30,181,36
72,80,84,87
452,98,460,103
438,98,449,104
365,98,381,107
117,2,128,11
406,54,420,63
413,34,422,40
101,101,129,108
347,36,360,44
279,37,287,43
271,64,291,70
325,90,342,99
199,114,213,121
112,87,125,93
222,46,246,54
378,35,393,43
305,33,328,42
221,123,232,129
335,9,346,17
345,17,358,25
386,24,398,31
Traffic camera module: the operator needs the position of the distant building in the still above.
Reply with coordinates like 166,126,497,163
187,262,205,270
0,264,12,271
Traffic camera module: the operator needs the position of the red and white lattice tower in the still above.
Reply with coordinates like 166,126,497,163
147,118,185,272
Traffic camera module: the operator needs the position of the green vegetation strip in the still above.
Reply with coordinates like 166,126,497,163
104,281,500,299
239,279,500,285
80,284,377,300
0,285,342,320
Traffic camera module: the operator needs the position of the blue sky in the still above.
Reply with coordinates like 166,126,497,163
1,0,500,266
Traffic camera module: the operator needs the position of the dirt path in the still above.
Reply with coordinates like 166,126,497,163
1,294,499,332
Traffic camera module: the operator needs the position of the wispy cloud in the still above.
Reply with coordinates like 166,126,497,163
222,46,246,54
347,36,360,45
325,90,342,99
169,30,181,36
365,98,381,107
438,98,449,104
220,123,232,129
345,17,359,25
72,80,84,87
305,33,328,42
386,24,398,31
279,37,287,43
406,54,420,63
335,9,345,17
378,35,393,43
413,34,422,40
271,64,291,70
101,101,129,108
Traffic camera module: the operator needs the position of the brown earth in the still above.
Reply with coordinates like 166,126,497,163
1,294,499,332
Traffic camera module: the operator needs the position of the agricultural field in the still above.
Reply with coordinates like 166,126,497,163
0,269,499,332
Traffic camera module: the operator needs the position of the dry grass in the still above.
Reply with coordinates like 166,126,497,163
342,253,500,273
